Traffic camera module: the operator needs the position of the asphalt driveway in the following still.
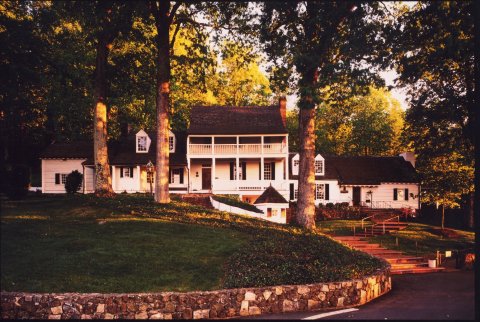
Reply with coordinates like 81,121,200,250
238,270,476,320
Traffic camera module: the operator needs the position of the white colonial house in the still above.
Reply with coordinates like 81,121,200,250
40,98,420,223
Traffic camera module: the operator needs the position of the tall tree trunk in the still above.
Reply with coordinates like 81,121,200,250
93,35,113,196
153,1,171,203
297,107,316,229
468,191,474,229
441,203,445,230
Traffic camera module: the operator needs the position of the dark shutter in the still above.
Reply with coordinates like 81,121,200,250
325,184,330,200
271,162,275,180
180,169,184,184
230,162,234,180
241,162,246,180
120,167,123,178
55,173,60,184
259,161,261,179
405,188,409,201
129,167,134,178
289,183,294,200
169,169,172,183
393,188,398,200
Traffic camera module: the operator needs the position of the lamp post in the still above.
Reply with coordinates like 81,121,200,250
146,160,154,196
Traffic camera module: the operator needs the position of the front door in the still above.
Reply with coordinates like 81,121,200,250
353,187,361,206
202,167,211,190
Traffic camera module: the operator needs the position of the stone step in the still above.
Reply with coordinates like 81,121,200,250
383,256,425,263
351,244,382,249
390,262,428,269
391,267,445,275
362,249,404,255
332,236,366,241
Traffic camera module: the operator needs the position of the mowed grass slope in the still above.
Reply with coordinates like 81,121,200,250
1,195,385,293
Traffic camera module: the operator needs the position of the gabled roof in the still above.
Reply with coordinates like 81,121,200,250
289,153,419,184
188,105,287,135
254,185,289,204
39,141,93,159
41,131,187,166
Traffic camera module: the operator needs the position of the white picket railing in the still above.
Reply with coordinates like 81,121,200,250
189,143,286,155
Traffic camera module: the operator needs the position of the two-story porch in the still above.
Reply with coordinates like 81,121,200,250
187,134,289,202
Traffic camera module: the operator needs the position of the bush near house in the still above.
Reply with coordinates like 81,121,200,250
211,194,263,214
65,170,83,194
1,194,385,293
316,203,363,220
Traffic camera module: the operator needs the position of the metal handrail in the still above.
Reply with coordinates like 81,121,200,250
361,214,376,229
382,215,400,234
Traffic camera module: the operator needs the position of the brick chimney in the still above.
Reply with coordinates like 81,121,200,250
279,96,287,127
399,151,416,168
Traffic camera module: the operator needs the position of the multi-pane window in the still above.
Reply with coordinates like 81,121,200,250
397,189,404,200
315,184,325,200
293,160,299,167
169,136,175,152
315,160,324,174
264,163,272,180
124,167,131,177
294,189,298,199
147,172,154,184
61,174,67,184
137,136,147,152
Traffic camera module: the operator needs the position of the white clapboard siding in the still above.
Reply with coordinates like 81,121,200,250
41,159,86,193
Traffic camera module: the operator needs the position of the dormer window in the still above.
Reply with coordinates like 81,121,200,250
137,136,147,152
292,154,300,176
169,135,175,153
135,130,151,153
315,160,323,174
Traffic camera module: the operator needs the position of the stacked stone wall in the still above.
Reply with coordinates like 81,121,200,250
1,268,390,319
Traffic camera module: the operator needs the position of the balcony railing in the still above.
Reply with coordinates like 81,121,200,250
188,143,286,155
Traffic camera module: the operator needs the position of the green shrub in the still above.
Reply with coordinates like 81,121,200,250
5,164,30,200
65,170,83,194
325,202,335,209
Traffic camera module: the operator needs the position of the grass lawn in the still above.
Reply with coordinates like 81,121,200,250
1,194,385,293
316,219,475,258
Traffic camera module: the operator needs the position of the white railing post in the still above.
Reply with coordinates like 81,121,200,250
212,137,215,155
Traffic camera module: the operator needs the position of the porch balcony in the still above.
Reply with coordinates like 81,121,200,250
211,179,289,192
188,143,287,155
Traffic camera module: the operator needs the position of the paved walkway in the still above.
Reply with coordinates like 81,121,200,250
238,270,475,320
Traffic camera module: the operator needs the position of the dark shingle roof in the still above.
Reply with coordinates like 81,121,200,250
39,142,93,159
289,153,419,184
254,185,289,204
188,105,287,135
42,131,187,166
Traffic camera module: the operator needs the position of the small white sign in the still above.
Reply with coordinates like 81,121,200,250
445,251,452,258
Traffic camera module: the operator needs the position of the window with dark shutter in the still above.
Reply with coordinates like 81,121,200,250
258,161,261,179
405,188,409,201
55,173,60,184
393,188,398,200
120,167,124,178
129,167,134,178
169,169,172,183
230,162,234,180
179,169,184,184
325,184,330,200
271,162,275,180
289,183,294,200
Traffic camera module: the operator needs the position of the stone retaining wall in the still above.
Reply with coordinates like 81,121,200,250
1,268,390,319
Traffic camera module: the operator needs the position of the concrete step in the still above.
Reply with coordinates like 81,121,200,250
362,249,404,255
390,262,428,269
332,236,366,241
351,244,383,249
391,267,445,275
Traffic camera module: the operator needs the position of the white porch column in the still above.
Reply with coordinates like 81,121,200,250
137,165,141,192
236,136,239,154
111,166,116,192
261,157,264,186
261,135,264,154
212,158,216,192
236,157,240,191
212,136,215,155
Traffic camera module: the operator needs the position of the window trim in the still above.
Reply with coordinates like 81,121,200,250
169,135,175,153
315,160,324,175
315,183,325,200
137,136,148,153
264,162,272,180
